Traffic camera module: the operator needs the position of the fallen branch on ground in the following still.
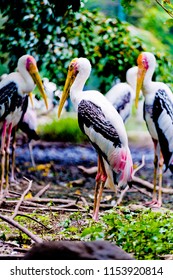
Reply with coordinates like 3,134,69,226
117,185,129,206
132,155,145,177
0,214,42,243
0,209,50,230
34,183,51,198
12,178,33,219
117,156,146,205
132,185,152,198
131,155,173,194
132,176,173,194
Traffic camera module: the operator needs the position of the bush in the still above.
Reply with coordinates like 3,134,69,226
2,1,173,93
38,115,88,143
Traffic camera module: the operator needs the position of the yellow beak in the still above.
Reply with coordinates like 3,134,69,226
28,92,34,108
135,66,146,108
29,67,48,110
58,66,77,118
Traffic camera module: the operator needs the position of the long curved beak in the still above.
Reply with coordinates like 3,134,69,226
29,68,48,110
135,67,146,108
58,68,76,118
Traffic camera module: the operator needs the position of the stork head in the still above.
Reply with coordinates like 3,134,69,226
58,57,91,118
18,55,48,109
135,52,156,108
126,66,138,91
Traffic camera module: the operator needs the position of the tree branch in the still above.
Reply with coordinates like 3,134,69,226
132,175,173,194
0,214,42,243
34,183,51,198
12,178,33,219
155,0,173,18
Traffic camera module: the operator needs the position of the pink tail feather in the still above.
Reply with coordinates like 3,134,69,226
109,147,133,187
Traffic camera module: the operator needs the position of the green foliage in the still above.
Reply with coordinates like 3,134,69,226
124,1,173,55
0,0,81,17
1,207,172,259
38,115,88,143
155,0,173,20
0,0,150,93
1,0,173,92
101,208,173,260
71,208,173,260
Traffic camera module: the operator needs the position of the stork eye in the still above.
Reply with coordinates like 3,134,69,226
69,64,74,70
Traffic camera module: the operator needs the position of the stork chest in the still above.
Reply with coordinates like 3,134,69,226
144,101,158,141
0,82,27,125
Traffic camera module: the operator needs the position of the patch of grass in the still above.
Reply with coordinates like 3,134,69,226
1,206,172,259
38,111,147,144
57,207,173,260
38,116,88,143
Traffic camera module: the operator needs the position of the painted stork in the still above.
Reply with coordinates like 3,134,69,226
10,77,59,183
0,54,48,198
106,66,138,123
10,77,57,183
135,51,173,207
58,57,133,221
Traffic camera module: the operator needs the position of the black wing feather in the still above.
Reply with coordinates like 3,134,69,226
113,91,131,122
153,89,173,169
78,100,121,148
0,82,24,122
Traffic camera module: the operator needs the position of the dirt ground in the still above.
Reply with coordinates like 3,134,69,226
8,132,173,209
0,133,173,259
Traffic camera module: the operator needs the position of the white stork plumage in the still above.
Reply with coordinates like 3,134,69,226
135,51,173,207
106,66,138,123
58,57,133,221
0,54,48,198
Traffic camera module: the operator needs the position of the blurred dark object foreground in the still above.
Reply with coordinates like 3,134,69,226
23,240,134,260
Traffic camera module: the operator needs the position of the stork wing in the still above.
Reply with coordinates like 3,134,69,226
112,91,132,122
0,82,23,121
78,99,121,151
153,89,173,168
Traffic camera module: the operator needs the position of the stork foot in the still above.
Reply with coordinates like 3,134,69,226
10,176,20,186
144,199,162,208
0,189,10,200
92,212,99,222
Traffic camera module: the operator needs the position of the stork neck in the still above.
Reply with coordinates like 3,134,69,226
18,67,35,93
70,71,88,101
142,65,155,91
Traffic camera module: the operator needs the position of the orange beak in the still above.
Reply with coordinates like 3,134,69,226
135,65,146,109
58,58,78,118
28,63,48,110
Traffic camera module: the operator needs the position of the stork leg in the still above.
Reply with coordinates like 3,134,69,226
10,126,17,183
145,140,163,208
29,140,36,167
5,123,12,195
0,121,7,198
157,152,163,207
93,154,107,221
145,140,159,206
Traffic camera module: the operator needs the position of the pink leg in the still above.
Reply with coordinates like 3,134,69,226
10,126,17,183
93,155,107,221
0,121,7,198
151,152,163,208
4,123,13,195
145,140,159,206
